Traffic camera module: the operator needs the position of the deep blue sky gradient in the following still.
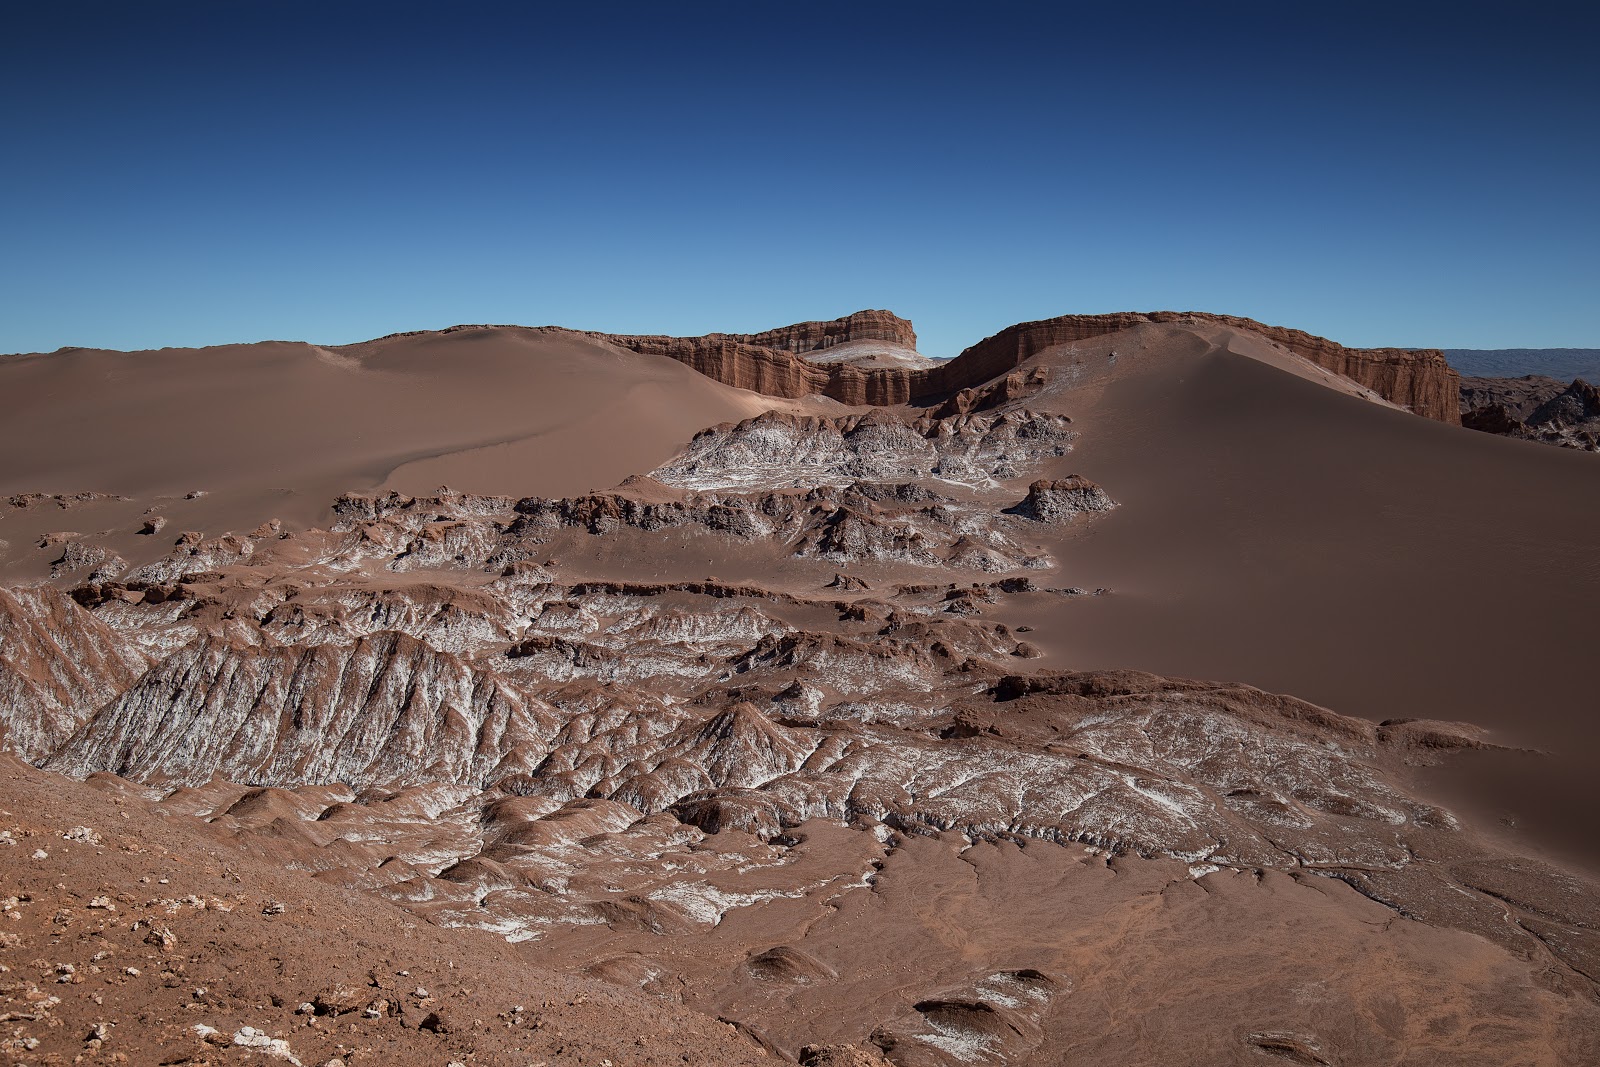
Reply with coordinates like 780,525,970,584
3,2,1596,355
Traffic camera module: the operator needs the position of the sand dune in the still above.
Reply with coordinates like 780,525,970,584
0,326,788,577
1,326,776,501
1007,321,1600,869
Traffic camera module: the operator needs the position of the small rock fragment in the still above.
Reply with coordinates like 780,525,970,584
313,985,365,1015
234,1026,303,1064
191,1023,229,1045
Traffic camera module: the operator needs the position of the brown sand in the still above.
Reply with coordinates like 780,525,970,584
0,754,780,1066
0,327,798,581
1007,323,1600,871
0,329,778,532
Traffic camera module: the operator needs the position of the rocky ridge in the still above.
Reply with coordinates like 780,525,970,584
706,309,918,355
8,515,1598,1062
6,466,1598,1063
1461,374,1600,452
597,310,1462,423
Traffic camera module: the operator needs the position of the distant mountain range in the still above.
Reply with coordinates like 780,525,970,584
1446,349,1600,381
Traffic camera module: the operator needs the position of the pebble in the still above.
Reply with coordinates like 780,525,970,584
234,1026,303,1064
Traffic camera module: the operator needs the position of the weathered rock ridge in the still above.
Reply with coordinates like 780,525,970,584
1461,374,1600,452
593,310,1461,424
943,312,1462,425
713,309,918,355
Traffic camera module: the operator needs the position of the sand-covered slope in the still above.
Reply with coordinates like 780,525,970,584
0,327,781,545
999,320,1600,869
0,326,794,581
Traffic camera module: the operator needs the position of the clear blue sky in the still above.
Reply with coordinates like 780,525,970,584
3,2,1595,356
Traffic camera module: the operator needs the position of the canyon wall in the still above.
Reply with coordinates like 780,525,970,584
597,310,1462,424
719,308,917,354
942,312,1461,424
588,310,921,406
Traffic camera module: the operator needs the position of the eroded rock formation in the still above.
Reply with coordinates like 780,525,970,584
1461,374,1600,451
596,310,1462,424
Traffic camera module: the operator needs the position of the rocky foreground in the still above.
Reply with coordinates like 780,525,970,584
2,312,1596,1065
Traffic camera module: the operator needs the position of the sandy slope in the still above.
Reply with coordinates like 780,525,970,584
0,327,798,583
1003,322,1600,871
0,328,781,553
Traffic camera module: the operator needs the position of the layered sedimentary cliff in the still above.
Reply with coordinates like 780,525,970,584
719,309,917,354
598,310,1462,424
589,311,920,406
944,312,1462,425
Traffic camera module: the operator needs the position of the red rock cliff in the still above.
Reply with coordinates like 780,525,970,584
592,311,922,405
930,312,1461,425
721,309,917,354
597,310,1461,424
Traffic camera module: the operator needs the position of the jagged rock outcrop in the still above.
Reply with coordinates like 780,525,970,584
650,407,1073,491
1007,477,1115,524
0,586,150,760
1461,402,1526,437
1460,375,1569,421
1530,378,1600,426
7,464,1598,1035
1460,375,1600,451
513,480,1054,573
47,632,557,788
